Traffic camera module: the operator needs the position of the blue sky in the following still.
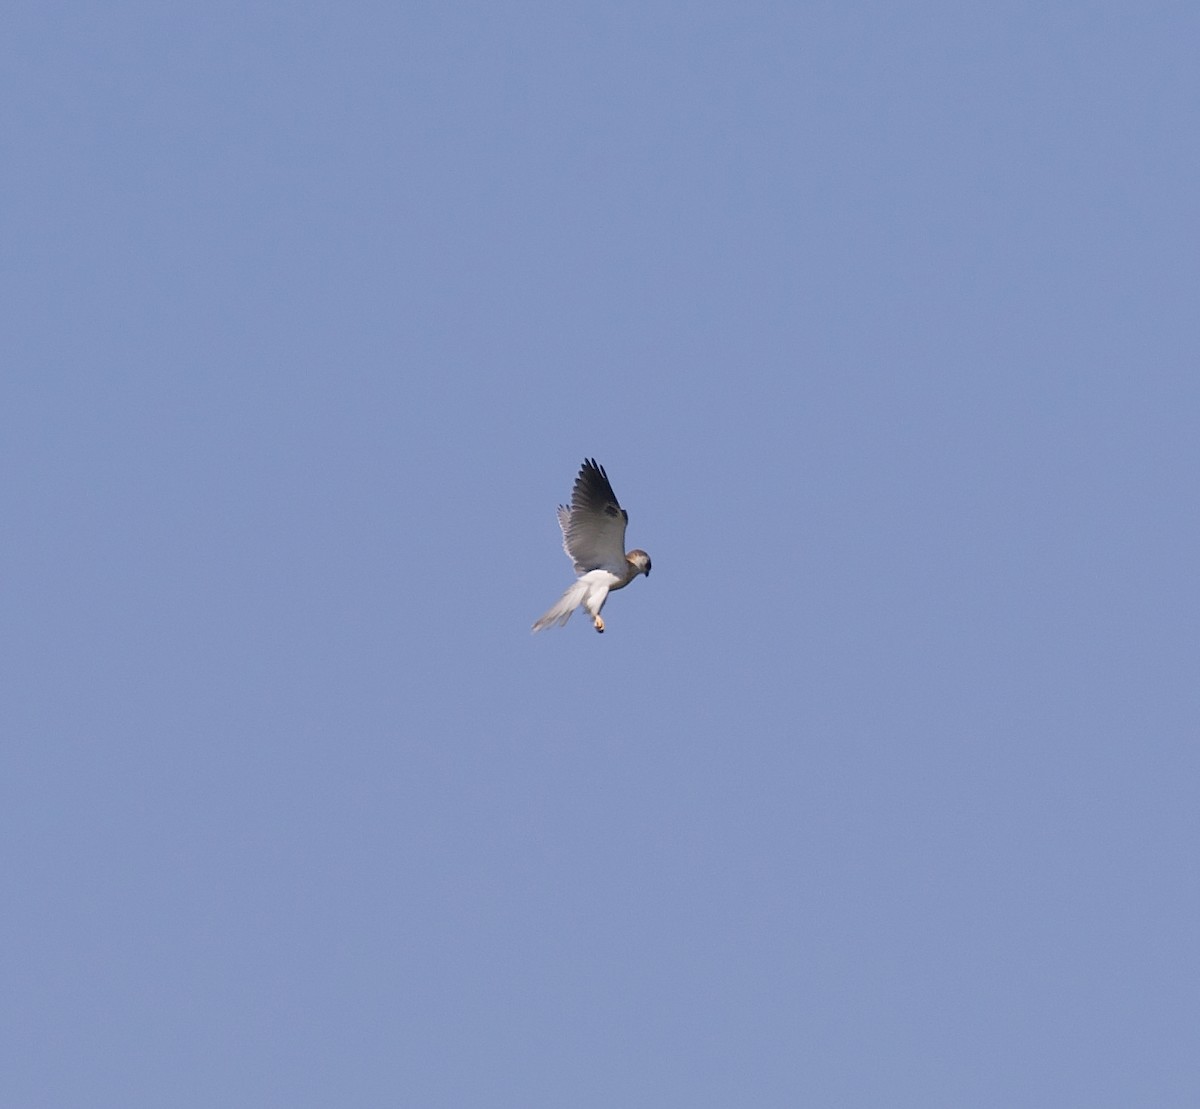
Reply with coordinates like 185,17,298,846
4,3,1198,1105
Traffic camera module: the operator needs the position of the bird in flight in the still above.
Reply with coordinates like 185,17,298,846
532,458,652,634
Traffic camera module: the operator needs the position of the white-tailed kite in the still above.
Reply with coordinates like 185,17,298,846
532,458,652,634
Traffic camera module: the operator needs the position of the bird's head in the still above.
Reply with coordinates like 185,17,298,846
627,550,652,578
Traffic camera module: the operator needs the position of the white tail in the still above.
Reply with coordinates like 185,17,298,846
531,579,589,632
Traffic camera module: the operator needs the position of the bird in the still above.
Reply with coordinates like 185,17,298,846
532,458,652,634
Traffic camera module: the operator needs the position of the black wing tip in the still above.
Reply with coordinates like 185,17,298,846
572,457,620,510
574,458,610,490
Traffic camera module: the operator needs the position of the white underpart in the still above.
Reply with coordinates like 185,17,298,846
532,568,623,631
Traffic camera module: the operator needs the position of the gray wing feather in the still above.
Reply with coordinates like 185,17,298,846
559,458,628,574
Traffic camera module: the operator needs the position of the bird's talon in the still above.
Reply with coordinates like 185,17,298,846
594,617,605,633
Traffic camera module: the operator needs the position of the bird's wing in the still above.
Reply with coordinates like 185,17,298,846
560,458,629,574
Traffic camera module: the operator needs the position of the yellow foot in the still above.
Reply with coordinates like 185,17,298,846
593,616,605,633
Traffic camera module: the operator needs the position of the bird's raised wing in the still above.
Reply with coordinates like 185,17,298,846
558,458,629,574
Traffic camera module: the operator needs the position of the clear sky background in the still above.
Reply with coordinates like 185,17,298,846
4,3,1198,1106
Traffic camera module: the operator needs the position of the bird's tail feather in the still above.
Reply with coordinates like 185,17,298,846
532,580,588,632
